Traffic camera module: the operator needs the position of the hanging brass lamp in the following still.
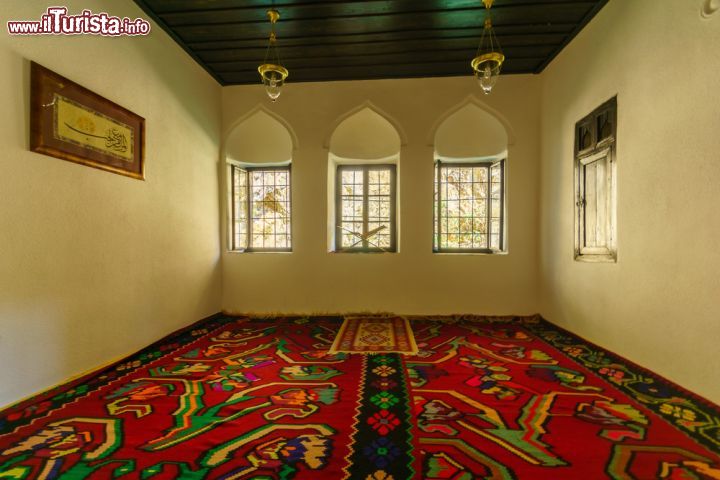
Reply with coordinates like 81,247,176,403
258,9,288,101
471,0,504,94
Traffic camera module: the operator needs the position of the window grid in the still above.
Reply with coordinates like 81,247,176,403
336,164,396,252
231,165,291,252
434,160,505,253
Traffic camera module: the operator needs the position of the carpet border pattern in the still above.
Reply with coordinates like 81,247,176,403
520,315,719,452
0,313,235,435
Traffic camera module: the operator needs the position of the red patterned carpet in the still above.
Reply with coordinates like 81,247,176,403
1,315,718,479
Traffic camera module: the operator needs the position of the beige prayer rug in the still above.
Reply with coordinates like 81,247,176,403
329,315,418,355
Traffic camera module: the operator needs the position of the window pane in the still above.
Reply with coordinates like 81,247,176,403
251,184,263,201
233,167,248,250
597,111,613,141
339,167,366,249
366,167,393,250
472,182,487,199
337,165,394,251
471,199,485,217
491,165,502,183
583,158,607,249
435,162,503,252
378,169,390,184
447,180,459,200
595,160,607,246
341,221,363,248
434,165,439,250
341,170,355,184
368,198,381,218
367,221,390,248
584,162,597,247
247,167,292,250
491,200,501,218
472,218,487,235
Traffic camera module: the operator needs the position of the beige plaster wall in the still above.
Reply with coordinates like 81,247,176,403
226,110,293,164
0,1,222,407
330,107,401,160
222,76,541,315
435,104,507,158
539,0,720,403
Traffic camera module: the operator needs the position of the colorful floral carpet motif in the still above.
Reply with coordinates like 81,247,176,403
1,314,719,479
329,316,418,355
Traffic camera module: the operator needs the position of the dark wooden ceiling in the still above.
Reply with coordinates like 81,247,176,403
133,0,608,86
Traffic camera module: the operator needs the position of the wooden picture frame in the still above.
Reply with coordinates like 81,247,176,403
30,61,145,180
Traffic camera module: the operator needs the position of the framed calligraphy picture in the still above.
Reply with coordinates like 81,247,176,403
30,61,145,180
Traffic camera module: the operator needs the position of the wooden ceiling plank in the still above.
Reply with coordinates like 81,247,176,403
132,0,609,84
177,22,579,44
193,32,566,56
188,25,574,50
146,0,596,16
219,58,543,84
171,5,594,42
133,0,225,85
144,0,402,15
534,0,609,72
159,1,482,26
158,1,599,27
207,45,557,72
196,35,564,63
216,55,546,76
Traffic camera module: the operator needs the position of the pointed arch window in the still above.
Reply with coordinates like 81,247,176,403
327,106,401,253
